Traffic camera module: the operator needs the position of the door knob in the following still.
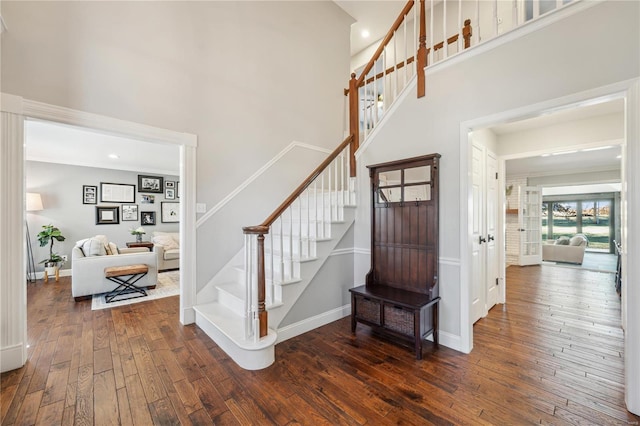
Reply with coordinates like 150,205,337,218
488,234,495,242
479,236,486,244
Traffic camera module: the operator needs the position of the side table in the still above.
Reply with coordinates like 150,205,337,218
126,241,154,250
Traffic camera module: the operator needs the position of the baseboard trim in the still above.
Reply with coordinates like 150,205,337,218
0,343,25,373
438,330,467,354
276,304,351,344
181,307,196,325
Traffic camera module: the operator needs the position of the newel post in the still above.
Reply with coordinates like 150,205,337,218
348,73,359,177
463,19,472,49
243,225,269,338
417,0,427,98
256,233,267,338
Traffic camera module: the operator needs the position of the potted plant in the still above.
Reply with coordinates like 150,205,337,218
37,224,66,275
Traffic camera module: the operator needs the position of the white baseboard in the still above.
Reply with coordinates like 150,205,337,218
438,330,466,353
276,304,351,344
0,343,25,373
181,307,196,325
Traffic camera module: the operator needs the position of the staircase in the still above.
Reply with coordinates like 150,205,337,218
193,138,356,369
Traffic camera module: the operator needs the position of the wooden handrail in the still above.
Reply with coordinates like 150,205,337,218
243,134,354,233
344,19,473,95
355,0,415,88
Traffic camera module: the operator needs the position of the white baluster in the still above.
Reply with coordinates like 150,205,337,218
340,151,345,208
373,59,378,126
298,196,302,259
403,12,408,86
513,0,519,27
313,181,318,241
382,47,388,109
268,229,274,304
533,0,540,19
493,0,499,37
443,0,448,59
306,189,311,258
458,0,462,51
393,30,398,100
288,206,293,279
321,171,326,238
333,158,338,221
430,0,434,65
476,0,481,44
244,234,251,338
278,216,284,284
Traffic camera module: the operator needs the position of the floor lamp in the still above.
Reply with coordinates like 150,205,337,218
26,192,43,283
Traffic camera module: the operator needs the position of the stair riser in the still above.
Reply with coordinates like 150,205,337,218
218,287,246,316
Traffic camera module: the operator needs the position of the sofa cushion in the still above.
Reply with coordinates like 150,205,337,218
569,235,587,246
153,234,179,250
554,236,570,245
81,238,107,257
163,248,180,260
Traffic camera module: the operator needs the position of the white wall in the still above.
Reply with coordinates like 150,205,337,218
26,161,179,272
354,1,639,347
1,1,353,292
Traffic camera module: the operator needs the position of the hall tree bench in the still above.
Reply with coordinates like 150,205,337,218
350,154,441,360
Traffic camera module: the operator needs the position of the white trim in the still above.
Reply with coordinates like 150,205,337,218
276,304,350,343
0,108,27,373
439,257,461,266
0,344,25,373
329,247,355,257
196,142,331,228
6,95,199,331
180,144,198,325
438,330,464,353
1,93,23,114
625,79,640,415
460,79,640,414
22,100,197,147
354,247,371,256
499,138,624,161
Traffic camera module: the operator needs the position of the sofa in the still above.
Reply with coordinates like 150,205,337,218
542,234,588,264
152,231,180,271
71,235,158,301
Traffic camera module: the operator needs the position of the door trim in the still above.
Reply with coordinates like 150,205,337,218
460,78,640,413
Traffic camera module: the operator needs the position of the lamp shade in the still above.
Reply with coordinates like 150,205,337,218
26,193,43,212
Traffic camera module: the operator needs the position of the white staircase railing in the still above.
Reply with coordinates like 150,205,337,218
242,135,354,341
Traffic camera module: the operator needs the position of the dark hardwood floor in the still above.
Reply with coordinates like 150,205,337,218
2,265,638,425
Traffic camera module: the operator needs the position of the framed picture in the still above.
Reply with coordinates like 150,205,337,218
165,181,175,189
96,206,120,225
141,211,156,226
100,182,135,203
138,175,164,193
121,204,139,221
140,194,155,204
83,185,97,204
165,188,175,200
161,202,180,223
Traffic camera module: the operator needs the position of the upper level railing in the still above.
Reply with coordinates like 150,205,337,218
242,0,577,340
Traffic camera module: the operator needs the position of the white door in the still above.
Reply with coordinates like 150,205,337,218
485,152,499,310
518,186,543,266
471,143,485,324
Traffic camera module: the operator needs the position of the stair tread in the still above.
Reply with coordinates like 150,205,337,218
194,302,277,349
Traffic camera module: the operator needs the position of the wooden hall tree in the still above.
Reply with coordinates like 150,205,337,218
350,154,440,359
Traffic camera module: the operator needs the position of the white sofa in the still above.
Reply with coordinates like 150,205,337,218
152,231,180,271
542,234,588,264
71,235,158,301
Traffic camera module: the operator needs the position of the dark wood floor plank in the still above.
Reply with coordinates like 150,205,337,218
93,370,119,425
3,266,639,425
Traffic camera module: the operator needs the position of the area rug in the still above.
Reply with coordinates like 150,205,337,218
91,270,179,310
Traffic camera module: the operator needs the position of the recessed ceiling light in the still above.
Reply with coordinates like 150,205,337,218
361,29,370,38
108,154,119,159
581,145,613,152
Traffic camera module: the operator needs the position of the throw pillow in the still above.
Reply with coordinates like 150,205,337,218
105,242,119,255
81,238,107,256
153,235,179,250
554,236,570,245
